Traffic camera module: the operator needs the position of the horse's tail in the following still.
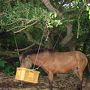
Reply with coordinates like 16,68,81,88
84,63,90,77
87,63,90,73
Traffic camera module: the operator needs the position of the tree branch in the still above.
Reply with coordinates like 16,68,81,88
41,0,63,17
60,24,73,46
0,51,18,58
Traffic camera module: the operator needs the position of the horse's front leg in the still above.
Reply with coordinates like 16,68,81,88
48,72,53,90
77,81,82,90
79,81,82,90
80,81,82,90
49,80,53,90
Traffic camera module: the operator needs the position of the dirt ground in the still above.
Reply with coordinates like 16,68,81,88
0,72,90,90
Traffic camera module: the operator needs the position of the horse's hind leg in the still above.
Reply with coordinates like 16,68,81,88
48,72,53,90
74,69,83,90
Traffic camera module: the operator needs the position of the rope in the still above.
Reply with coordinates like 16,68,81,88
13,28,47,70
33,29,62,70
53,31,62,50
32,28,47,70
33,30,62,70
45,30,49,41
13,32,20,57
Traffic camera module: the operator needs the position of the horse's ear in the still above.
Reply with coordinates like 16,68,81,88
26,55,32,68
19,54,24,63
27,55,32,61
19,55,22,63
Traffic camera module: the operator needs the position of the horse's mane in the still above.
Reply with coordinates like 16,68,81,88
22,48,54,57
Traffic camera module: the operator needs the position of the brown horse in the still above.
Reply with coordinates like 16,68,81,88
19,49,88,90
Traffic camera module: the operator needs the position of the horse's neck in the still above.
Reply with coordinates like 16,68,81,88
30,55,41,65
31,53,49,66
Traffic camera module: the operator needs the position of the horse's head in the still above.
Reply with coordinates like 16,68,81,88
19,54,32,69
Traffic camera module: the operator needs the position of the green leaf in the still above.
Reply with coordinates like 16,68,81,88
54,13,57,18
0,60,7,67
4,66,14,76
86,6,89,11
89,10,90,15
89,15,90,19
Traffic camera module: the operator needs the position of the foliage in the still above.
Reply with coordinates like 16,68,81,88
0,1,63,51
0,58,6,68
0,2,62,29
0,58,19,76
86,5,90,19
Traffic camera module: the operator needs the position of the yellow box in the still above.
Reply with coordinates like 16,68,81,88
15,67,40,83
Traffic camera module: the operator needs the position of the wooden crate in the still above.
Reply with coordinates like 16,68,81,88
15,67,40,83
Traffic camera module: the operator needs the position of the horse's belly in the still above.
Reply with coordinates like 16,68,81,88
54,66,73,74
43,63,74,74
